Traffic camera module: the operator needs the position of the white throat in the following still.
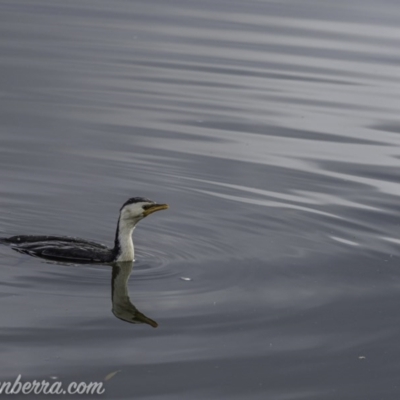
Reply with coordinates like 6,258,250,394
115,219,137,262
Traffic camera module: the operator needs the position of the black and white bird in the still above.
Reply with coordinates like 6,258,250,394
0,197,168,264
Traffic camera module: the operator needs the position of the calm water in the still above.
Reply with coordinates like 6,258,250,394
1,0,400,398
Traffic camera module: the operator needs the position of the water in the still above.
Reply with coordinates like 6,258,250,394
1,0,400,398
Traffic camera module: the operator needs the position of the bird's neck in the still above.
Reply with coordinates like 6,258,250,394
113,217,136,262
111,262,133,306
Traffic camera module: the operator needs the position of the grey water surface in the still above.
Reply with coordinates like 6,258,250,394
1,0,400,399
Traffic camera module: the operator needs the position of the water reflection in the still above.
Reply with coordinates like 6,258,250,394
111,262,158,328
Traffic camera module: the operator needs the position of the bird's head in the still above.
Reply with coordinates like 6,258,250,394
119,197,169,225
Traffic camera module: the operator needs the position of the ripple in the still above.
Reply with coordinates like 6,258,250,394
1,1,400,397
132,224,238,281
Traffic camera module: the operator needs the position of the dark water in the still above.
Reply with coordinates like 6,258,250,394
1,0,400,398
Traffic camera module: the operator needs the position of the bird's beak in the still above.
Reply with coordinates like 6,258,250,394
134,311,158,328
143,203,169,217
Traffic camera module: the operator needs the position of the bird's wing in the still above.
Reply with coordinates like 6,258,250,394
10,241,109,263
3,235,109,249
41,247,104,262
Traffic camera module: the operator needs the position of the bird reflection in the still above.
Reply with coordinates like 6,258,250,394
111,262,158,328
